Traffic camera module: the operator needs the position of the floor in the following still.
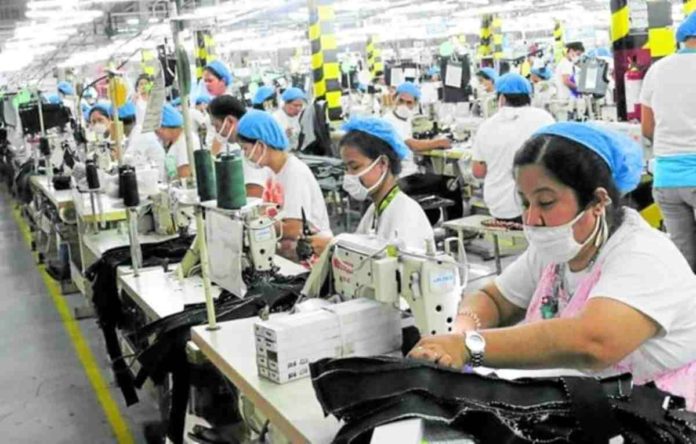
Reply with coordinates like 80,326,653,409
0,189,159,444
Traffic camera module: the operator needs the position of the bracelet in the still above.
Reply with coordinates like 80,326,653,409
458,309,482,331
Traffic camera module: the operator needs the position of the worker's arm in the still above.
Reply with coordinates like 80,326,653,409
246,184,264,199
472,161,487,179
279,219,303,241
410,296,659,371
178,164,192,179
308,233,333,256
452,282,526,333
210,138,223,157
562,74,576,90
405,137,452,153
641,105,655,143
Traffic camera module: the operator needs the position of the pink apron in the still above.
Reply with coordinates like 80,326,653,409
525,263,696,411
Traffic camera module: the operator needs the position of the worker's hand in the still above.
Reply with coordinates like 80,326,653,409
308,233,333,257
436,137,452,150
408,333,469,369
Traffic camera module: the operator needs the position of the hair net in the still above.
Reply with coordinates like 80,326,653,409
477,67,499,83
57,81,75,96
195,94,212,106
495,73,532,95
88,101,113,120
118,101,136,120
160,103,184,128
205,60,233,86
45,93,63,105
252,86,276,105
341,117,410,160
170,97,182,107
427,66,441,77
281,87,306,103
531,67,552,81
534,122,644,194
396,82,421,101
677,12,696,43
237,109,289,150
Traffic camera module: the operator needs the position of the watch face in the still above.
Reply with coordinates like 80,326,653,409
466,333,486,353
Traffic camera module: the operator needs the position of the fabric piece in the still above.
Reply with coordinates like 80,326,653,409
124,127,167,182
472,106,554,219
496,208,696,382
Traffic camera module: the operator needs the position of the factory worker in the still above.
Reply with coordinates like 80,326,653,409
155,103,200,180
237,109,331,241
410,123,696,411
251,85,277,111
554,41,585,102
383,82,462,222
203,60,233,98
640,11,696,272
133,74,152,125
273,87,305,151
88,101,166,180
208,95,272,199
189,94,212,146
309,117,434,256
57,81,76,114
475,67,498,94
472,73,555,222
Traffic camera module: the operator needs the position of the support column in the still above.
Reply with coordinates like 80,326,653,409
141,49,156,77
308,0,342,122
553,20,565,64
646,1,676,62
366,35,384,79
686,0,696,15
478,14,493,66
194,30,216,82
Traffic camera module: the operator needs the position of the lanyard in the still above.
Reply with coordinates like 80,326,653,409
372,186,400,231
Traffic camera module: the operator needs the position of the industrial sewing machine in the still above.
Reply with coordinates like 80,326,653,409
303,233,466,336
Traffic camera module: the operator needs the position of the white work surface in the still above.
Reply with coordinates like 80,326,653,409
72,188,128,223
119,256,307,321
30,175,74,210
192,316,341,444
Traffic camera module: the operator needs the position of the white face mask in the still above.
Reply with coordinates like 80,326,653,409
246,142,266,170
214,119,233,148
523,207,606,264
395,105,414,120
342,157,386,201
570,53,580,64
92,123,108,138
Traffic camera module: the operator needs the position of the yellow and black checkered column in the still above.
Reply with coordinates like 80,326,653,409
308,0,342,122
367,35,384,79
686,0,696,15
140,49,156,77
553,21,565,64
492,16,503,62
646,1,676,62
194,30,216,81
478,15,492,59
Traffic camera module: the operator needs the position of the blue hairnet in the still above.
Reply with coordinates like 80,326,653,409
170,97,182,107
81,102,91,122
252,86,275,105
427,66,441,76
45,93,63,105
495,73,532,95
205,60,233,86
57,81,75,96
118,101,136,120
237,109,289,150
160,103,184,128
341,117,410,161
281,87,306,103
677,12,696,43
195,94,212,105
88,101,113,120
395,82,421,101
534,122,644,194
531,67,552,81
477,67,499,83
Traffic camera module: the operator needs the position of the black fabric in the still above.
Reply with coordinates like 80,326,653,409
399,173,463,223
85,236,194,407
14,160,36,204
310,356,696,444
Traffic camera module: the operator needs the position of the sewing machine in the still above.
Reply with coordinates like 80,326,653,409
204,199,281,298
304,233,465,336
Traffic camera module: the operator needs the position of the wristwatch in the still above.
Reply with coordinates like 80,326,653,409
464,331,487,367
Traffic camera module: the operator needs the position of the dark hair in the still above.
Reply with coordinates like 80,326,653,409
339,130,402,176
209,95,246,120
89,108,110,121
513,134,624,232
566,41,585,53
477,70,495,82
237,134,256,145
204,67,223,81
498,93,531,107
135,74,152,89
121,115,136,126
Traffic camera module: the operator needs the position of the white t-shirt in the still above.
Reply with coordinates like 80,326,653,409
640,53,696,156
382,112,419,178
124,128,167,182
495,208,696,381
355,190,434,252
272,109,302,151
166,131,201,179
554,57,576,101
242,157,272,187
472,107,555,219
274,155,331,233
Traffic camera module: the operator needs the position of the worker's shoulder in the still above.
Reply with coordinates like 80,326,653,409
647,53,695,74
